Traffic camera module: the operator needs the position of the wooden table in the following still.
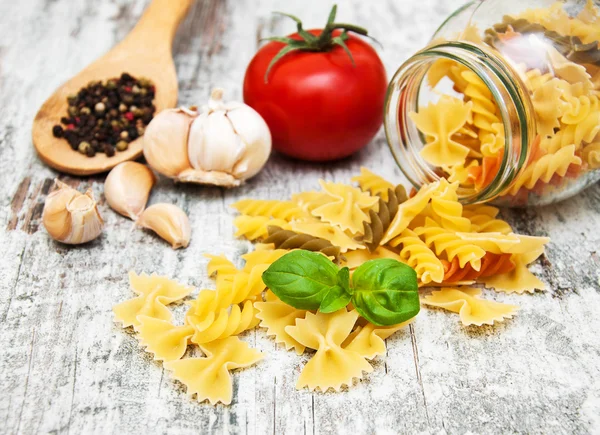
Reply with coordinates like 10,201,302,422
2,0,599,433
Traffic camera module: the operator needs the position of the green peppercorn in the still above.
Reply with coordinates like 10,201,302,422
78,141,91,154
120,131,129,139
106,80,117,90
110,120,120,128
118,103,127,112
116,141,129,151
68,106,79,117
67,94,78,106
80,107,91,115
132,85,141,94
140,88,148,96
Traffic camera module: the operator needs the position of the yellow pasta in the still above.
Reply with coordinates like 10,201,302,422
311,181,378,234
395,228,445,284
343,321,411,360
351,167,395,200
113,272,193,328
482,248,546,294
382,180,442,244
233,215,290,241
164,337,263,405
291,221,364,253
241,249,289,272
582,142,600,168
285,309,373,392
461,70,504,158
205,254,238,278
414,217,487,270
409,96,473,167
422,288,519,326
508,145,582,195
135,316,194,362
255,291,308,355
429,180,471,232
532,79,568,136
341,246,403,270
188,300,259,345
230,199,308,221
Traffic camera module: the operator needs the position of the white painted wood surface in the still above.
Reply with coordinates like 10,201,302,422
1,0,600,433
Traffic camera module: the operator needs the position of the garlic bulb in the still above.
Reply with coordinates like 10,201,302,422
137,203,191,249
42,180,104,244
104,162,156,220
143,88,271,187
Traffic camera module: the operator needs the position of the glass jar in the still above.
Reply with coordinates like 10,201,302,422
385,0,600,206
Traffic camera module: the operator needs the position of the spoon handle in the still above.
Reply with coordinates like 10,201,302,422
128,0,194,46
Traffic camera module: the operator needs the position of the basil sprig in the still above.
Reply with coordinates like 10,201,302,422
262,250,419,326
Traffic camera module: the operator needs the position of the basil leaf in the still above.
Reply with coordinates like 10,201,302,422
319,285,352,313
261,250,339,310
351,259,419,326
337,267,352,295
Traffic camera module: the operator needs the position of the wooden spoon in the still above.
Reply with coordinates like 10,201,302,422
32,0,193,176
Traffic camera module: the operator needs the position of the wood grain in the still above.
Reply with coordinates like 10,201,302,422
1,0,599,434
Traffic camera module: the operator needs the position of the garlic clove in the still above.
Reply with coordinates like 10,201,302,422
188,110,244,173
137,203,191,249
104,162,156,220
43,180,104,244
144,108,195,179
226,105,271,179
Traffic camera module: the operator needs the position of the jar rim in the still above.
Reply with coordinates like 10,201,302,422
384,41,534,204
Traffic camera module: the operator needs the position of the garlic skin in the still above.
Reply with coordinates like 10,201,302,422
104,162,156,220
137,203,191,249
42,180,104,244
143,89,271,187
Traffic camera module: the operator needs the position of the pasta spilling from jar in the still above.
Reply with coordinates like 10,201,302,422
410,0,600,205
114,168,549,405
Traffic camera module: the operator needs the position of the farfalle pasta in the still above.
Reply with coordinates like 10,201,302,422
311,180,378,234
164,337,263,405
115,169,552,405
285,308,373,392
422,288,519,326
113,272,193,328
254,291,308,355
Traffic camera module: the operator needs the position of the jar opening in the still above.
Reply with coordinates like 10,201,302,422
385,41,533,204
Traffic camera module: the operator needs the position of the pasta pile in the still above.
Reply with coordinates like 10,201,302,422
114,168,550,404
414,1,600,204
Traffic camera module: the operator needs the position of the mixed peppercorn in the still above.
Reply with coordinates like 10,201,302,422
52,73,155,157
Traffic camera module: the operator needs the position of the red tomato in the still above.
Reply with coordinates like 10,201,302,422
243,29,387,162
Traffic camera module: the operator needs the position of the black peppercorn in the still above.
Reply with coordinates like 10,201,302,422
51,73,155,158
52,125,64,138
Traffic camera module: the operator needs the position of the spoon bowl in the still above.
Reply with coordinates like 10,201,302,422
32,0,193,176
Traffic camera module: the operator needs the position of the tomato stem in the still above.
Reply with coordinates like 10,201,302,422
263,4,378,83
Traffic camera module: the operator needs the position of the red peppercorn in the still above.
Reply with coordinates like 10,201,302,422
124,112,134,121
75,117,81,124
124,86,132,92
67,124,75,130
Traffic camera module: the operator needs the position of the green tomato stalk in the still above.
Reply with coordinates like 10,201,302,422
262,4,381,82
